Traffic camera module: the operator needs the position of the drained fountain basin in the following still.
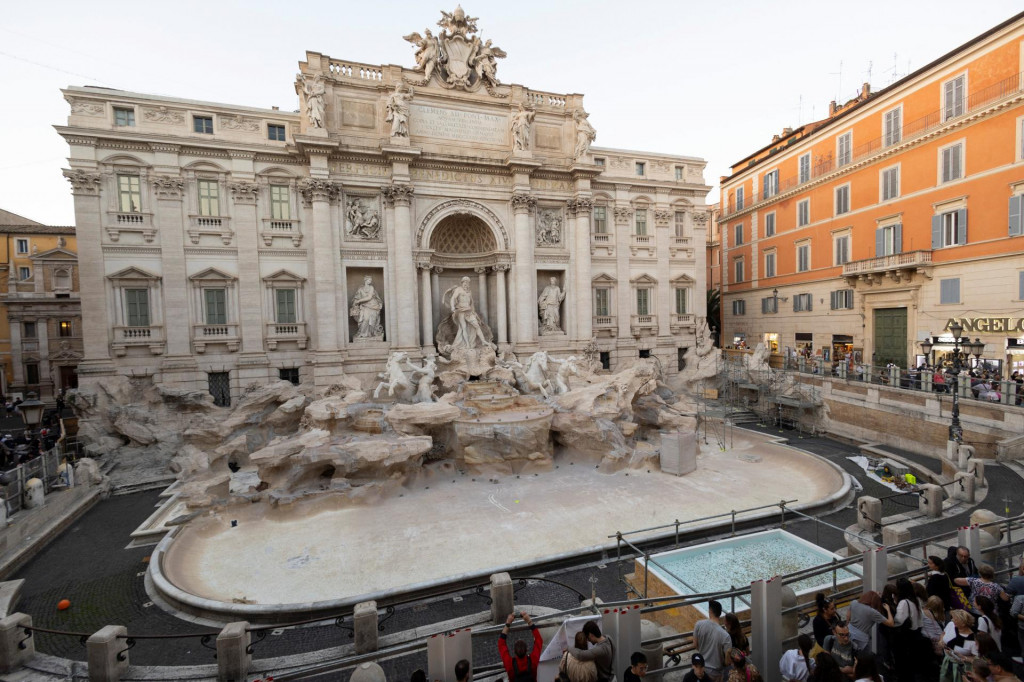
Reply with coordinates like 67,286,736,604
633,529,861,631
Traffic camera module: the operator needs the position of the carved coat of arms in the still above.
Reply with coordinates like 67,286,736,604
403,6,507,96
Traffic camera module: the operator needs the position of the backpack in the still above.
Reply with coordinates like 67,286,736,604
512,654,534,682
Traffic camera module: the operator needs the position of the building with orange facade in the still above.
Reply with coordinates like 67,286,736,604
718,12,1024,378
0,209,81,401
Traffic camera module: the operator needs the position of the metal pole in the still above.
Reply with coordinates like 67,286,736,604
815,516,820,546
644,551,649,599
832,558,837,592
780,500,786,529
730,585,735,614
675,520,680,548
731,510,736,537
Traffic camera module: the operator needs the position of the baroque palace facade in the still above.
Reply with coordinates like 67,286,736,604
719,12,1024,377
58,9,709,404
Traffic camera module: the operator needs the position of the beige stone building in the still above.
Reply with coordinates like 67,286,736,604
58,9,709,405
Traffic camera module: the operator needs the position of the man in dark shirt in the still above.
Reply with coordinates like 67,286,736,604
682,654,710,682
623,652,647,682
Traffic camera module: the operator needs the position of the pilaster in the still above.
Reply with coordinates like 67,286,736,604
614,205,634,343
382,183,418,351
299,178,340,352
571,196,594,343
655,209,673,339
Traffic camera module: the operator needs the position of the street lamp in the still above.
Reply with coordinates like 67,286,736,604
919,337,933,365
19,391,45,433
947,322,965,444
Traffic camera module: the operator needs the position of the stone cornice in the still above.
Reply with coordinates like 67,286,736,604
149,143,181,154
381,146,422,163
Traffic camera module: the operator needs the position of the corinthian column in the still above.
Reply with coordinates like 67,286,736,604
572,196,595,342
229,181,264,354
419,263,433,348
383,184,418,350
494,264,509,345
299,178,339,351
511,192,537,348
475,267,489,322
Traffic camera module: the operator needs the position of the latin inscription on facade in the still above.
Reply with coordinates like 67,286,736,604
410,105,507,145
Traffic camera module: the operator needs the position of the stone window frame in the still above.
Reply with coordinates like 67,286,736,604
99,155,156,242
113,104,136,128
258,170,302,246
263,269,307,324
630,273,657,317
187,267,238,326
15,238,29,255
632,199,651,236
183,164,233,245
592,273,616,318
108,266,164,329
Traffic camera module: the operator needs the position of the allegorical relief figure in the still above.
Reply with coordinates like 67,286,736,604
345,198,382,241
536,209,562,246
573,109,597,160
350,276,384,339
385,83,413,138
299,73,326,129
538,276,566,334
511,103,535,152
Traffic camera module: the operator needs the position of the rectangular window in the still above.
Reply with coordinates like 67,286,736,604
834,234,850,265
763,170,779,198
735,187,745,211
15,238,28,254
198,179,220,216
794,293,813,312
675,166,684,180
884,108,902,147
837,132,852,166
734,258,744,283
799,153,811,184
674,211,685,236
125,288,150,326
835,185,850,215
1020,271,1024,300
58,320,73,337
635,209,647,235
936,210,967,247
876,223,902,256
882,166,899,201
268,124,286,141
941,143,963,183
636,289,650,316
594,157,605,167
270,185,291,220
635,162,645,176
830,289,854,310
940,278,961,304
275,288,297,323
23,322,36,338
762,297,778,314
943,75,965,121
797,243,810,272
18,267,30,281
114,107,135,127
279,367,300,385
764,212,775,237
732,299,746,315
797,199,810,227
593,206,607,233
204,288,227,325
675,288,687,315
193,115,214,134
733,223,743,245
764,251,776,278
594,288,610,317
118,174,142,213
25,363,39,386
600,351,610,370
1010,194,1023,236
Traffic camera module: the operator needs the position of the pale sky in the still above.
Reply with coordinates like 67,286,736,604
2,0,1021,226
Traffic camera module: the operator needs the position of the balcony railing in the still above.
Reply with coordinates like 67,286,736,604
592,233,612,244
671,313,695,329
720,71,1024,219
631,234,653,246
261,218,302,246
112,325,165,356
106,212,155,243
842,250,932,276
630,314,657,336
265,321,308,350
192,324,239,353
188,215,233,245
593,315,615,328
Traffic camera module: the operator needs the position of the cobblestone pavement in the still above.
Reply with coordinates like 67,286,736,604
11,424,1022,679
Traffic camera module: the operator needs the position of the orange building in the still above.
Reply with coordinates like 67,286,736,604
719,12,1024,377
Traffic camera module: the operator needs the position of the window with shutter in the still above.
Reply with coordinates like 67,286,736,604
882,167,899,201
734,259,744,283
939,278,960,304
1019,272,1024,300
834,235,850,265
797,199,810,227
835,185,850,215
837,133,852,166
799,154,810,184
763,170,779,198
884,108,902,147
1009,195,1022,236
943,75,965,121
797,244,810,272
761,297,777,314
735,187,744,211
941,144,963,183
734,223,743,245
764,252,776,278
764,212,775,236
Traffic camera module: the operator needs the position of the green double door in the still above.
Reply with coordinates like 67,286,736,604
873,307,908,368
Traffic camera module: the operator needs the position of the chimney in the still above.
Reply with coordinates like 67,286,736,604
861,82,871,98
829,100,838,116
782,127,793,136
272,106,280,110
772,134,780,143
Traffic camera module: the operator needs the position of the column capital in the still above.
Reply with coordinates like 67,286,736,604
613,206,634,224
568,196,594,216
63,169,101,196
492,263,510,272
432,266,444,274
150,174,185,200
474,266,489,274
298,178,336,203
654,209,673,227
416,261,433,271
381,183,415,207
692,210,709,227
511,192,537,214
228,181,259,205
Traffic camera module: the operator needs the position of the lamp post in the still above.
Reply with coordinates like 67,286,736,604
947,323,965,444
19,391,45,432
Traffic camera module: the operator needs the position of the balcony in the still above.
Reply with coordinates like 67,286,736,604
106,212,156,243
630,314,658,337
843,250,932,285
670,235,694,259
265,321,308,350
192,324,240,353
188,215,233,245
112,325,165,356
591,232,614,256
261,219,302,247
630,234,656,257
670,313,695,333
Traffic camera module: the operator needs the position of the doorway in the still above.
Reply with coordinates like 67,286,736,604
873,308,908,368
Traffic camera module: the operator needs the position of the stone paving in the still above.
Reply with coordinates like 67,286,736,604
9,420,1022,679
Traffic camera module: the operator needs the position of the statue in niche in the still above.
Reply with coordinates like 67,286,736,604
345,199,381,240
439,276,495,352
403,29,441,83
511,103,535,152
538,276,566,334
350,276,384,339
385,83,413,138
573,109,597,160
536,210,562,246
299,73,326,129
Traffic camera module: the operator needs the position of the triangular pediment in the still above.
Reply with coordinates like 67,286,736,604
262,269,305,283
630,273,658,285
108,266,160,281
671,274,695,284
188,267,237,282
592,273,617,284
31,248,77,261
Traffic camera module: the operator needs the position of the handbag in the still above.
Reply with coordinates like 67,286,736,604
557,652,572,682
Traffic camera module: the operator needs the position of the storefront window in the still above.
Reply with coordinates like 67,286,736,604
763,332,779,353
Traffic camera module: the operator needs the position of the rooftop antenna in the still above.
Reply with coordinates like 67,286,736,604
794,94,804,125
831,60,844,102
866,60,873,86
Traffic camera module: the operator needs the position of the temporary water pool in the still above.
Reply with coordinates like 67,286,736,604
634,529,862,630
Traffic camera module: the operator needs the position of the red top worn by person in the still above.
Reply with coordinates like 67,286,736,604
499,611,544,682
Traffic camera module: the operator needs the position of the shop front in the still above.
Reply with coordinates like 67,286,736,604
1008,338,1024,377
795,332,813,357
763,332,779,353
831,335,854,365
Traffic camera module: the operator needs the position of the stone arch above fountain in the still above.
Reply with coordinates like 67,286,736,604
416,199,511,268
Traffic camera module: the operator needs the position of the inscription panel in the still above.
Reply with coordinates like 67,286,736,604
535,124,562,150
340,99,377,129
410,104,507,145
